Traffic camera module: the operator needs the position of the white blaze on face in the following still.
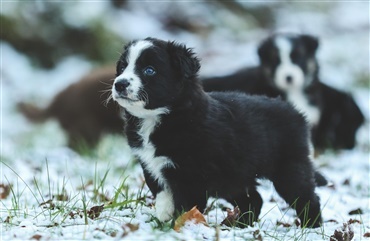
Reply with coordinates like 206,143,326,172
275,37,320,126
112,40,169,118
112,40,153,104
274,37,305,92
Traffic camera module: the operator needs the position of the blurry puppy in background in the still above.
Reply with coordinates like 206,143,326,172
18,66,123,151
202,33,364,151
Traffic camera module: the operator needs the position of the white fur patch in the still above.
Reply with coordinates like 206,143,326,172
155,190,175,221
133,114,174,187
113,40,153,103
275,36,320,127
288,90,321,127
115,98,169,119
274,37,305,91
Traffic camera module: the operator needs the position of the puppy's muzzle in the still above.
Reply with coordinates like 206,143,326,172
114,79,130,96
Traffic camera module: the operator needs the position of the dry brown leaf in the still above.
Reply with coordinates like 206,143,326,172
277,221,291,228
174,206,207,232
253,229,263,241
363,232,370,238
4,216,11,223
330,222,354,241
221,206,240,227
348,218,361,224
348,208,363,215
294,218,301,227
0,184,11,199
121,223,139,237
39,199,55,210
88,204,104,219
30,234,42,240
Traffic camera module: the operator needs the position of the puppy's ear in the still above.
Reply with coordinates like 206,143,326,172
257,38,273,62
301,35,319,55
167,41,201,79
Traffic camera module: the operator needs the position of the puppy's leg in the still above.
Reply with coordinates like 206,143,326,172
140,164,175,222
141,165,162,197
226,188,262,227
155,189,175,222
272,162,322,228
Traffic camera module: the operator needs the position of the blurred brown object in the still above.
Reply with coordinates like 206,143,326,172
18,66,122,151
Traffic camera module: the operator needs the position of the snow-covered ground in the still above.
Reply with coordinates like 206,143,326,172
1,2,369,240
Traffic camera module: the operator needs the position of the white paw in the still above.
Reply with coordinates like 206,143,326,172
155,190,174,222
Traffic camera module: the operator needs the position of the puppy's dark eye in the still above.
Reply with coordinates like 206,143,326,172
143,66,156,76
116,62,127,76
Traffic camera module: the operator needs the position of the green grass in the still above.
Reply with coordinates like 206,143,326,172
1,155,143,229
1,133,369,240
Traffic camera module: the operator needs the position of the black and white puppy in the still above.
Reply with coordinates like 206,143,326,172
257,34,322,128
203,33,364,151
111,38,322,228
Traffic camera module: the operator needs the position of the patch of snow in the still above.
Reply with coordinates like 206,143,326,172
1,1,369,240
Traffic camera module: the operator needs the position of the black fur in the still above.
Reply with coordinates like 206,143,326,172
202,34,364,152
113,38,322,228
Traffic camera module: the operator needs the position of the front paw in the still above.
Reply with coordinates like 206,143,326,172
155,190,174,222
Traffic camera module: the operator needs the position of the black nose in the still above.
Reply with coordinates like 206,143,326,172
286,75,293,84
115,79,130,92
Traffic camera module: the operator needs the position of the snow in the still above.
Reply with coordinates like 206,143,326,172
1,1,369,240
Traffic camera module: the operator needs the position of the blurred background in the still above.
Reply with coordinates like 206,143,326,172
1,1,369,153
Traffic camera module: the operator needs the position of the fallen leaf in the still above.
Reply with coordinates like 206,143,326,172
342,179,350,185
327,219,339,223
348,219,361,224
253,229,263,241
348,208,363,215
174,206,207,231
277,221,291,228
330,222,354,241
69,210,83,219
4,216,11,223
0,184,11,199
294,218,301,227
39,199,55,210
363,232,370,238
221,206,241,227
30,234,42,240
121,223,139,237
88,204,104,219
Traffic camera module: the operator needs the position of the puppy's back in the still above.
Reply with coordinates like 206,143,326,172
207,91,309,168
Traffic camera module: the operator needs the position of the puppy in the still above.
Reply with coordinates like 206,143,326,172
202,33,364,151
111,38,322,228
18,66,123,151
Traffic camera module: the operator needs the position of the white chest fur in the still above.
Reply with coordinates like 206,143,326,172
132,116,174,188
287,90,321,127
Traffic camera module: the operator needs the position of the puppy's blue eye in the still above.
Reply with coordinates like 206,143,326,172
143,66,156,76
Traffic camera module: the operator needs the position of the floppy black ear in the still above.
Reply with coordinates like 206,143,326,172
167,41,201,80
257,38,273,63
301,34,319,55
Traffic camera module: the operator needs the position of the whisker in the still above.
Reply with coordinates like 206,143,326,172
139,89,149,105
102,93,113,107
100,78,115,86
99,87,113,99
